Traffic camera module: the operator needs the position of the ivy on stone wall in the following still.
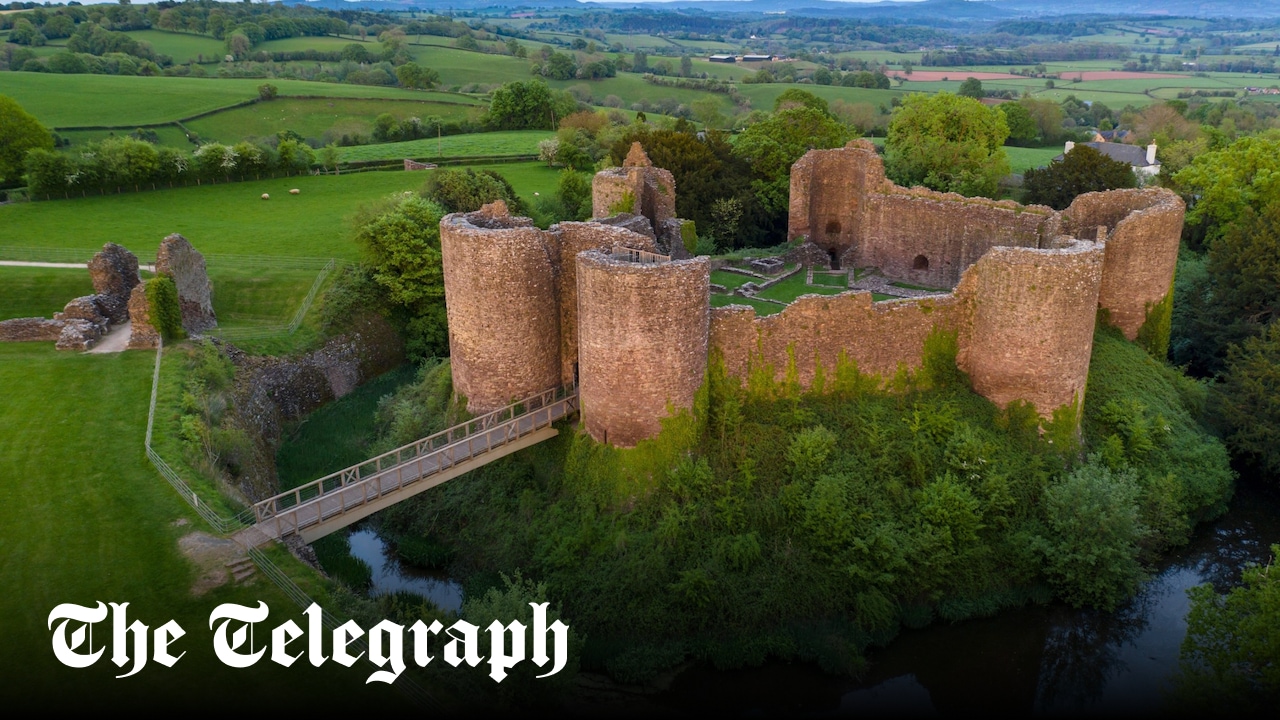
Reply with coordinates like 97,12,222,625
146,274,185,341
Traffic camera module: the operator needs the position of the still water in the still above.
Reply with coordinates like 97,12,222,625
346,528,465,613
654,480,1279,715
342,481,1277,715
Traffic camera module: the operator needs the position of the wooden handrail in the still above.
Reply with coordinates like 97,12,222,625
252,385,577,527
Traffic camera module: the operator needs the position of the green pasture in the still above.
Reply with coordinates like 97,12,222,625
186,97,484,143
0,343,408,711
1005,146,1063,173
406,44,533,87
0,266,94,320
335,130,551,163
466,161,561,200
0,171,424,259
832,50,924,64
257,35,371,53
667,37,741,53
687,58,755,81
123,29,226,63
736,83,904,110
58,125,193,152
547,72,741,111
0,73,467,128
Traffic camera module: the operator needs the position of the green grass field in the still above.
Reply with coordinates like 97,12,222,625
737,83,904,111
1005,146,1063,173
0,163,558,260
0,343,410,711
406,44,534,87
0,73,476,128
186,97,484,143
123,29,227,64
0,171,423,259
58,125,193,152
0,267,94,320
336,130,551,162
209,265,325,330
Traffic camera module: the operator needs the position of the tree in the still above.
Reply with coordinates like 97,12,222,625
1222,323,1280,476
1171,132,1280,250
352,194,448,358
394,62,438,89
733,106,852,218
680,54,693,77
1020,98,1066,145
632,50,647,73
1022,144,1137,210
420,167,521,214
486,80,568,131
257,83,278,101
1174,544,1280,712
1031,459,1148,611
958,77,984,99
1,95,55,185
773,88,830,116
555,169,591,221
885,92,1011,198
999,102,1038,145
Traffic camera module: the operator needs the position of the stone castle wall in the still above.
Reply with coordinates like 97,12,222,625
710,293,965,387
577,251,709,447
789,140,1062,287
955,241,1106,416
440,204,562,414
550,222,657,388
1063,189,1185,339
591,142,677,231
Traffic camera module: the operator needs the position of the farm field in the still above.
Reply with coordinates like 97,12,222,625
186,97,484,143
1006,146,1064,173
0,171,424,260
59,125,194,151
737,83,904,109
122,29,226,63
405,44,533,87
336,130,551,162
0,73,473,128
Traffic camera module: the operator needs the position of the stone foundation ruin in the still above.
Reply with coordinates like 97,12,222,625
442,140,1183,446
0,237,217,352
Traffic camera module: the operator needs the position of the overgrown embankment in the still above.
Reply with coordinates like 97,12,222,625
349,325,1234,683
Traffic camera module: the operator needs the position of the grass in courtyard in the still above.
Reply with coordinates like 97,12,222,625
755,272,849,304
709,269,757,289
710,293,784,316
276,364,418,489
0,266,94,320
810,272,849,288
890,280,948,292
0,343,409,711
873,292,903,302
209,265,324,330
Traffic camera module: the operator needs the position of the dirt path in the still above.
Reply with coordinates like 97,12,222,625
87,320,131,354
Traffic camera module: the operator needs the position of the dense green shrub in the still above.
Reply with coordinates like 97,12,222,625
420,167,523,215
146,274,185,341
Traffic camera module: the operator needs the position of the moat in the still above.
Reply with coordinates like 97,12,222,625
346,478,1278,715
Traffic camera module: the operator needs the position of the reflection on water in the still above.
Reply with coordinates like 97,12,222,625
346,528,465,613
656,481,1279,715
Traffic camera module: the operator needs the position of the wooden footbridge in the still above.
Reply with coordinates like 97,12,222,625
234,385,577,547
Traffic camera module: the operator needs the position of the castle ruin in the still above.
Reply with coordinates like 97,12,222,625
441,140,1184,447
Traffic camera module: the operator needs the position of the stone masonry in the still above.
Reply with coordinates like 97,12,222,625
156,233,217,334
441,142,1186,445
87,242,141,324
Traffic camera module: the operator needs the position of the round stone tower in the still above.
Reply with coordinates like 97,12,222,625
958,241,1105,419
576,249,709,447
440,201,561,414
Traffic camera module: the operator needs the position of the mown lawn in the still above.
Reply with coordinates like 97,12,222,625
754,272,848,304
0,343,410,712
1005,145,1064,173
0,266,94,320
710,293,784,316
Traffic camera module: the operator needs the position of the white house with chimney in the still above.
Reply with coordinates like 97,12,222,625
1059,140,1161,181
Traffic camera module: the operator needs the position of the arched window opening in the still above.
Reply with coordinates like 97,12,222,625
913,255,929,271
